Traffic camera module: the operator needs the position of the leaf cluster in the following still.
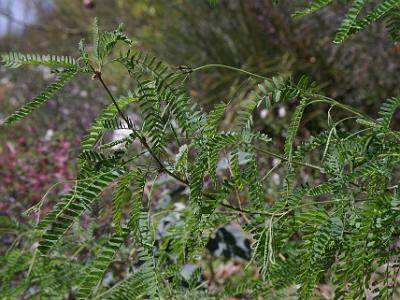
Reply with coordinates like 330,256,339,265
2,17,400,299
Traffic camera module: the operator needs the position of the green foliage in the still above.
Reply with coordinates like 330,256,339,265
137,80,166,155
80,95,137,151
294,0,400,43
284,99,307,165
38,168,125,254
293,0,333,17
253,75,317,110
0,52,77,68
385,7,400,41
377,96,400,130
2,18,400,300
334,0,368,44
3,69,76,124
76,232,127,299
119,50,192,133
101,272,148,299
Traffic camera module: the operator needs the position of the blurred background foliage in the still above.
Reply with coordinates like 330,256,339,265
1,0,400,294
3,0,400,121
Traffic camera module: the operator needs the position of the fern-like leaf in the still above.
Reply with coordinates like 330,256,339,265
207,132,241,186
3,69,76,125
98,23,132,64
377,96,400,130
137,80,165,155
254,75,316,110
121,51,193,133
349,0,400,38
204,103,226,137
385,7,400,41
334,0,367,43
80,95,138,151
236,99,257,132
244,146,265,210
112,171,138,234
0,52,76,68
293,0,333,17
38,168,125,254
102,272,147,300
76,231,127,299
92,17,100,63
284,99,307,165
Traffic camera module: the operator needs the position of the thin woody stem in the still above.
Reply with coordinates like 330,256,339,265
92,66,188,185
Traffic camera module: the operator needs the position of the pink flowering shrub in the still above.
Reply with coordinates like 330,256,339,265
0,134,76,219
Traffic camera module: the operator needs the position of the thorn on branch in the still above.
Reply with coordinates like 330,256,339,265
91,70,101,80
176,65,192,74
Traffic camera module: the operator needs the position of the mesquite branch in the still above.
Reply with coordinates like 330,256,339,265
92,66,189,185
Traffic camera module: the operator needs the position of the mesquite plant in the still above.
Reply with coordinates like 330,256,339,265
2,11,400,299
